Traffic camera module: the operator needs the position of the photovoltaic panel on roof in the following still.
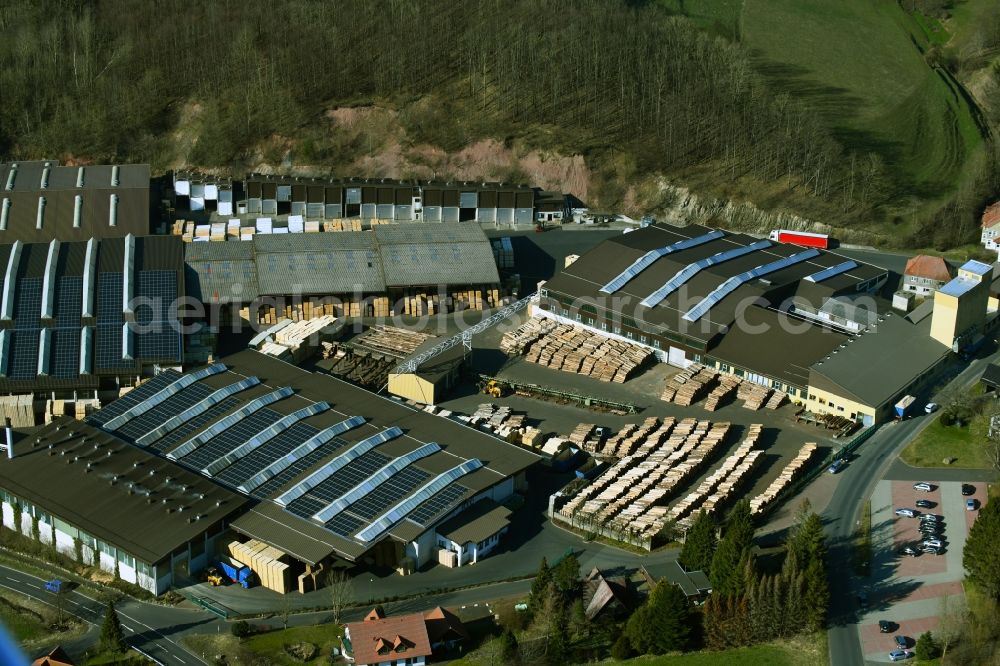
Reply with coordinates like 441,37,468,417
134,377,260,447
101,363,226,432
640,239,772,308
682,248,820,322
599,229,725,294
803,260,858,283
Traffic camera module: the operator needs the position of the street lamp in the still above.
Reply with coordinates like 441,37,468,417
368,577,374,605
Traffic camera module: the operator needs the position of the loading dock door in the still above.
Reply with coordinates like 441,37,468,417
667,346,688,368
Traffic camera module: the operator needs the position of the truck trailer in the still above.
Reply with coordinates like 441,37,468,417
769,229,830,249
219,556,253,588
894,395,916,419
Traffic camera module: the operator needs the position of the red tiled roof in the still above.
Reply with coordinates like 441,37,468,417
346,610,432,665
31,647,75,666
982,202,1000,229
904,255,952,283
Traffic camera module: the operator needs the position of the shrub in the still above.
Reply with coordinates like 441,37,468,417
610,634,633,660
915,630,940,659
231,620,252,638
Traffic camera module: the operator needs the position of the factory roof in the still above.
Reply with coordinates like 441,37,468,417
0,418,247,564
0,235,184,392
939,277,982,298
183,224,500,302
903,255,952,283
86,350,537,564
708,307,848,389
0,161,150,242
434,498,511,545
541,224,886,343
960,259,993,277
808,310,950,408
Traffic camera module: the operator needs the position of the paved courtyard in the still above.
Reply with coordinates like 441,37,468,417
858,480,989,662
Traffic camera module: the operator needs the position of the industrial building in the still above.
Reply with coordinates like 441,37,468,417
536,224,993,424
0,350,537,594
183,223,504,324
173,172,548,226
0,161,150,243
0,235,185,425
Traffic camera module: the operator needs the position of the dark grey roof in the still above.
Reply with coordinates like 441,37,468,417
183,224,500,301
85,350,538,564
808,311,951,408
0,161,150,242
435,498,511,544
0,419,247,564
708,307,847,389
981,363,1000,389
542,224,887,344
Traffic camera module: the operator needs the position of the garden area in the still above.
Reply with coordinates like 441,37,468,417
183,622,344,666
901,386,998,469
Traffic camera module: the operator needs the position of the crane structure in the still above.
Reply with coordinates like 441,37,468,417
392,292,536,376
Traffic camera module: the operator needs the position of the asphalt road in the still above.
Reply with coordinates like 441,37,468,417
2,564,216,666
824,352,999,666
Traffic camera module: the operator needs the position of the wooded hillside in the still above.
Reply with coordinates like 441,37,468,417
0,0,997,249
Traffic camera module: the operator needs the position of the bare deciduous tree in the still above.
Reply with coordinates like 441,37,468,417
326,568,354,625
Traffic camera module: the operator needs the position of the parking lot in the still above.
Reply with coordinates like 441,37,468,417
858,479,989,662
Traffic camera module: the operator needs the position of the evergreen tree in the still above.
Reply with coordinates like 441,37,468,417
100,601,127,653
679,509,716,573
546,589,569,666
552,553,580,596
625,581,691,655
963,498,1000,599
702,595,725,650
915,631,940,660
529,557,552,611
784,570,806,637
498,629,519,663
803,557,829,631
568,598,589,640
710,500,755,597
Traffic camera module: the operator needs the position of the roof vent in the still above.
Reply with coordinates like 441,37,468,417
161,498,168,504
215,500,224,507
149,469,156,476
4,163,17,191
111,165,120,187
198,493,205,500
105,450,112,457
76,167,85,188
59,449,67,456
133,462,140,469
40,162,50,189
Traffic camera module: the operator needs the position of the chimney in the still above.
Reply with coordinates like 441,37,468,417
4,420,12,459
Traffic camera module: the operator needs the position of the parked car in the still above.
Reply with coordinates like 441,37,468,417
962,484,976,496
879,620,895,633
899,545,920,557
919,526,942,535
967,499,979,511
920,545,944,555
889,649,914,661
924,403,938,414
895,508,917,517
895,636,910,649
915,499,934,508
920,514,943,522
913,482,933,492
921,538,945,549
44,579,62,593
827,458,847,474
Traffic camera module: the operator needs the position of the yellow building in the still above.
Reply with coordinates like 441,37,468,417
930,260,992,350
387,343,468,405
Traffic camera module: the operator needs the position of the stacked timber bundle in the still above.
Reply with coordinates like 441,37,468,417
358,326,434,358
568,423,596,446
661,364,718,406
765,390,788,410
704,375,740,411
0,394,36,427
749,442,818,515
509,319,652,382
738,381,772,411
322,220,365,232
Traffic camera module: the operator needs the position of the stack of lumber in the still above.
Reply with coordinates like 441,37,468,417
661,364,718,406
568,423,596,446
749,442,818,515
322,220,364,232
357,326,434,358
515,319,652,382
500,317,559,355
229,540,292,594
765,390,788,410
738,381,772,411
594,418,662,458
522,426,545,448
704,375,740,411
0,394,36,427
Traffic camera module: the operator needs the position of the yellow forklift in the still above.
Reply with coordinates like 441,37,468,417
205,566,225,586
480,378,510,398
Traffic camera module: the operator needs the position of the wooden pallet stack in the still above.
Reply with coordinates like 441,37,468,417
765,390,788,410
704,375,741,411
322,220,364,232
738,381,772,411
501,317,559,355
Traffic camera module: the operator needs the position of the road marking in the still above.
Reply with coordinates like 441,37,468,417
175,656,186,664
123,624,134,633
6,577,18,582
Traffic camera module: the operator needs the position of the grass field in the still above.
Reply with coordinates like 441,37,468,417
657,0,743,39
185,625,344,666
0,596,47,642
900,416,992,469
740,0,984,198
615,634,827,665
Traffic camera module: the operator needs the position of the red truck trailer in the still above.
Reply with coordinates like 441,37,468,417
768,229,830,249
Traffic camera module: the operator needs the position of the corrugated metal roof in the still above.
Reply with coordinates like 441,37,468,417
380,242,499,287
256,247,384,295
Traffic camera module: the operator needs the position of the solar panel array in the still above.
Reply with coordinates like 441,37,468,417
88,370,180,426
133,271,181,362
13,277,42,325
179,408,284,470
8,330,39,379
215,421,319,487
114,383,214,442
682,248,821,322
51,328,81,379
803,260,858,283
145,397,243,453
343,466,430,521
251,446,333,498
599,229,725,294
408,484,469,526
284,450,391,520
641,239,772,308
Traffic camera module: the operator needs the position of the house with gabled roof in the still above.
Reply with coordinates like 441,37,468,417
343,606,467,666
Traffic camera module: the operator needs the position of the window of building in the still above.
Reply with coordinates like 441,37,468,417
574,313,581,322
837,406,845,412
118,551,135,569
587,317,595,326
190,538,205,558
98,540,115,557
640,335,647,343
626,331,634,339
601,322,607,331
808,394,816,400
613,326,621,335
653,340,661,348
